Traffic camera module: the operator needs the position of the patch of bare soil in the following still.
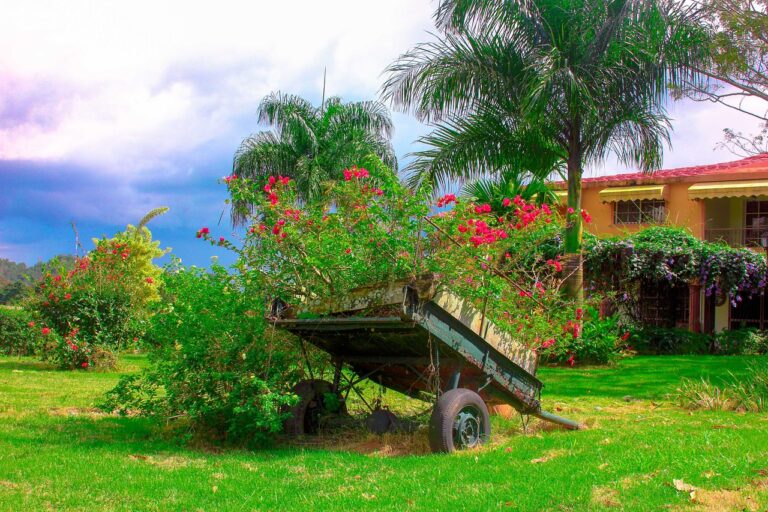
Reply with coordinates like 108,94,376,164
128,454,207,469
671,479,763,511
591,486,621,508
47,407,104,418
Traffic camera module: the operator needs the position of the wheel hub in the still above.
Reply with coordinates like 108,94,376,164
453,406,482,449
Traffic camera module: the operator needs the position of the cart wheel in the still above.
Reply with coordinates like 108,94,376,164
284,379,347,436
429,388,490,453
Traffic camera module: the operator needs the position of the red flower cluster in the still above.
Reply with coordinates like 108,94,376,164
541,338,556,349
581,209,592,223
196,227,210,238
502,198,512,207
436,194,457,208
620,331,631,342
41,327,51,336
474,203,492,214
343,166,369,180
546,258,563,272
457,219,509,247
563,320,581,339
64,327,80,351
263,175,291,205
223,174,238,183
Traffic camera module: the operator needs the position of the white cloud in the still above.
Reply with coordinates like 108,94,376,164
0,0,436,172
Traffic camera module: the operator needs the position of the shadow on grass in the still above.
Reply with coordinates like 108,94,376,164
0,358,55,372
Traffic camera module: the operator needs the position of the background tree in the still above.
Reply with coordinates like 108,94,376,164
383,0,705,299
682,0,768,155
231,92,397,223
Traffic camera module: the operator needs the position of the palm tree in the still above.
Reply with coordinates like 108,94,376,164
232,92,397,222
382,0,706,299
462,170,561,213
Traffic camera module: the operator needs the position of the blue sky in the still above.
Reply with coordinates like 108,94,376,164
1,0,764,267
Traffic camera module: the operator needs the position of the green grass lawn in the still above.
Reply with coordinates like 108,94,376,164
0,355,766,511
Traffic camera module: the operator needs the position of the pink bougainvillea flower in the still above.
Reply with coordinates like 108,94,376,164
567,354,576,367
567,207,575,214
41,327,51,336
27,321,35,328
502,198,511,207
64,293,72,300
580,209,592,223
196,227,210,239
218,237,226,245
223,174,238,183
474,203,492,214
278,175,290,185
268,176,277,186
81,362,89,369
436,193,457,208
541,338,556,349
575,307,583,320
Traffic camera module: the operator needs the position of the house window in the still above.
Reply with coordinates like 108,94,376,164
744,200,768,246
639,281,689,328
613,200,666,224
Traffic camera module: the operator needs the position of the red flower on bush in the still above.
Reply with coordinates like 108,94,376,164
620,331,631,342
223,174,238,183
196,227,210,238
580,209,592,223
343,166,369,181
41,327,51,336
64,293,72,300
575,308,583,320
145,277,154,284
345,248,352,254
436,194,457,208
541,338,556,349
28,321,35,328
567,207,575,214
502,198,511,207
567,354,576,367
474,203,492,214
81,362,89,369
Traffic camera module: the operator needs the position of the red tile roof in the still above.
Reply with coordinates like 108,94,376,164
566,153,768,189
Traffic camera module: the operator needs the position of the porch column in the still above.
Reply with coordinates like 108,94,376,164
688,282,702,333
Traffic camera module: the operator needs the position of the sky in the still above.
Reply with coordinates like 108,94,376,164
1,0,764,267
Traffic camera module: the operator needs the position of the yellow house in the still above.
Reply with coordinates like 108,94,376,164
559,153,768,333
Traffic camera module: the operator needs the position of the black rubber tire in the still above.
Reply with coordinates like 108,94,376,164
284,379,346,437
428,388,491,453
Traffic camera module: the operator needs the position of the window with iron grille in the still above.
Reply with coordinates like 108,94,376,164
613,200,666,224
639,281,689,328
744,200,768,247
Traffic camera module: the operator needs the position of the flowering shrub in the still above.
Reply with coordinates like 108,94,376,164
584,227,767,306
26,217,167,369
101,262,303,444
0,308,45,356
213,162,598,365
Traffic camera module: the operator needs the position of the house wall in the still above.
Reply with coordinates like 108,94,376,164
579,181,705,238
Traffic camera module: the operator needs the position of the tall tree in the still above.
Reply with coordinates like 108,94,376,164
232,92,397,222
681,0,768,155
382,0,705,299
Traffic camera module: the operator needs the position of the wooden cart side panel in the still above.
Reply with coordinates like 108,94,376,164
300,275,438,316
430,290,538,376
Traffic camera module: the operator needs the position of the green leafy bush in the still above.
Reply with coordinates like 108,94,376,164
539,306,622,365
26,212,167,369
0,307,44,356
713,328,768,355
101,263,303,444
627,326,711,355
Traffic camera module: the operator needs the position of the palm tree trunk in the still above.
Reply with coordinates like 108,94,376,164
563,133,584,302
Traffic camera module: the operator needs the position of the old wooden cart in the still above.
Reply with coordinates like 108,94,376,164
272,274,579,453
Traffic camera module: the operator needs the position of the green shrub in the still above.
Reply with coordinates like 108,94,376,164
101,263,303,445
0,307,44,356
713,328,768,355
539,306,622,365
628,326,710,355
26,212,167,369
677,361,768,413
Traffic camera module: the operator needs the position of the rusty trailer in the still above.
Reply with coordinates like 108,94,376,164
272,274,580,453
